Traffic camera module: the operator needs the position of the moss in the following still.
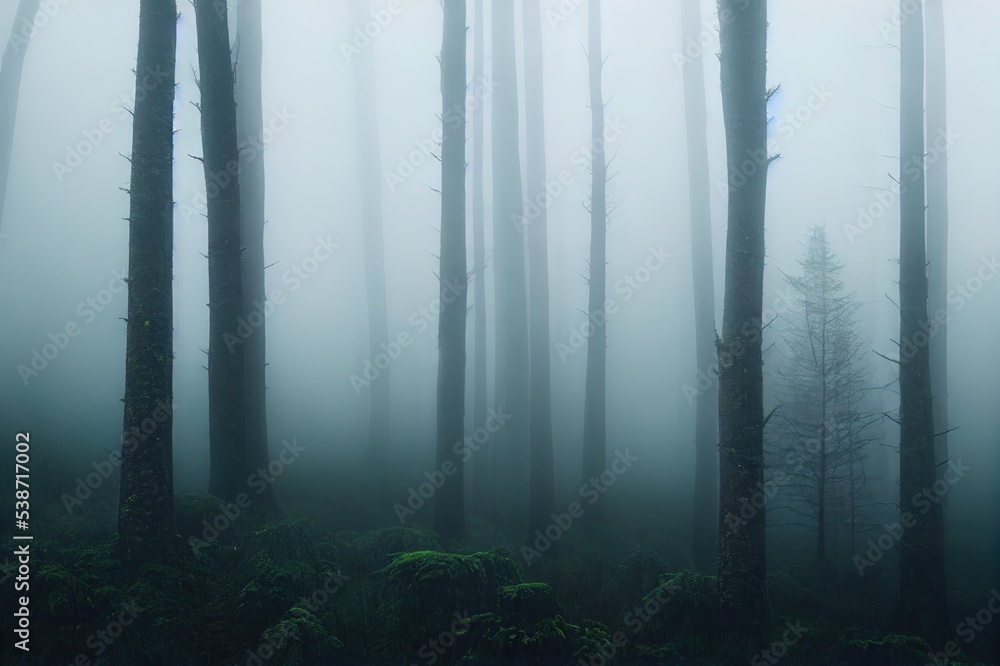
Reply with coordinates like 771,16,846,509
834,634,934,665
497,583,562,626
348,526,442,577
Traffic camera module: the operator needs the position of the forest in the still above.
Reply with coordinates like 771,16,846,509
0,0,998,664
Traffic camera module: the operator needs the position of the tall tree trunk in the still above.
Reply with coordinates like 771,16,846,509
523,0,555,546
925,0,949,493
235,0,278,514
893,0,949,638
471,0,491,519
492,0,530,526
582,0,607,523
352,0,392,467
117,0,177,569
0,0,40,229
432,0,468,539
196,0,249,504
681,0,719,573
717,0,769,653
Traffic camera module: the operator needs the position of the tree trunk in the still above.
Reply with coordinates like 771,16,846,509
681,0,719,573
235,0,278,515
117,0,177,569
523,0,556,547
582,0,607,523
491,0,530,527
196,0,249,504
471,0,491,519
432,0,468,539
350,0,392,468
893,0,949,639
717,0,769,653
0,0,40,229
925,0,949,493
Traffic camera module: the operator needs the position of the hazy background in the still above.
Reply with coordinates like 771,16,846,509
0,1,996,568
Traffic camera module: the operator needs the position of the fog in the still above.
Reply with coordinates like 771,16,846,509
1,0,998,651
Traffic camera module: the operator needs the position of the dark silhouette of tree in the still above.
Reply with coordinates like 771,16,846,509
892,0,949,639
117,0,177,570
0,0,40,228
470,0,492,520
432,0,467,539
717,0,770,654
681,0,719,572
523,0,555,547
925,0,949,495
582,0,608,523
234,0,278,514
491,0,529,525
195,0,249,504
351,0,392,467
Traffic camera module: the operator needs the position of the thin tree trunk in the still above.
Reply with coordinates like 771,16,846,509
717,0,769,654
235,0,278,514
893,0,949,639
196,0,249,504
523,0,555,547
0,0,40,229
925,0,948,493
582,0,607,523
491,0,530,526
471,0,491,519
351,0,392,468
681,0,718,573
117,0,177,569
432,0,468,539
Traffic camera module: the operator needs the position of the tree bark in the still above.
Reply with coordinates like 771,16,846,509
893,0,950,639
491,0,530,526
117,0,177,568
717,0,769,653
582,0,607,523
925,0,949,493
681,0,719,573
196,0,249,504
432,0,468,539
471,0,491,519
523,0,556,547
0,0,40,229
235,0,278,514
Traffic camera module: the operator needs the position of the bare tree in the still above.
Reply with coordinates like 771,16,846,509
117,0,177,569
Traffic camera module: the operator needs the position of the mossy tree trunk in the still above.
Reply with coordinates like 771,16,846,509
681,0,719,573
892,0,950,639
523,0,555,547
352,0,391,468
235,0,278,514
432,0,467,539
717,0,769,654
117,0,177,567
491,0,530,528
0,0,40,228
471,0,492,520
196,0,249,504
582,0,607,523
